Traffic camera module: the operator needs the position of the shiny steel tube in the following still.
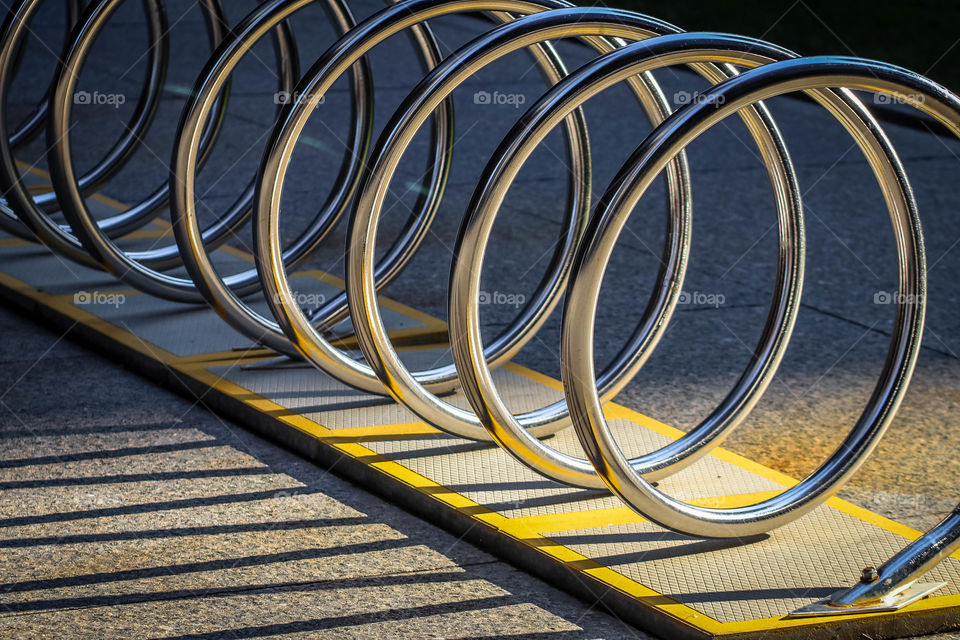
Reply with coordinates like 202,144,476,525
6,0,84,151
561,52,933,538
0,0,243,249
829,505,960,608
170,0,459,354
0,0,171,247
447,32,915,493
46,0,287,250
342,10,801,450
40,0,309,301
254,1,694,430
449,28,817,488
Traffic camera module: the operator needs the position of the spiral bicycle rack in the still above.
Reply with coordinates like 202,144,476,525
2,0,960,636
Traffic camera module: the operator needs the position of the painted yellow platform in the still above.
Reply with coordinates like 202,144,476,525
2,182,958,638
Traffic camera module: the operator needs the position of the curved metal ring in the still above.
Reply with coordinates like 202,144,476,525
6,0,84,151
562,48,926,538
254,1,690,434
0,0,170,245
0,0,240,252
187,0,638,360
341,9,797,446
4,0,959,606
446,22,816,487
169,0,451,351
46,0,266,244
40,0,303,301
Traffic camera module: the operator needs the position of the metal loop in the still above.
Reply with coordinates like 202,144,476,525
255,2,689,432
561,49,927,537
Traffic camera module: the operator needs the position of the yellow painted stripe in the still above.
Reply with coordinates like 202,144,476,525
121,228,174,239
15,161,50,178
291,269,447,331
172,349,276,366
167,359,713,631
511,491,785,534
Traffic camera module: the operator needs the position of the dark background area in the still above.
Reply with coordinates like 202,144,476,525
596,0,960,90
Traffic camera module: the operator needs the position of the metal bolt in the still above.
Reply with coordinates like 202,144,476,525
861,566,879,583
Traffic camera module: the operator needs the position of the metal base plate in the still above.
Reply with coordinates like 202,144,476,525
789,582,948,617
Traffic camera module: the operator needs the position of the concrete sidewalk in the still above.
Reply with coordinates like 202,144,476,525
0,304,646,638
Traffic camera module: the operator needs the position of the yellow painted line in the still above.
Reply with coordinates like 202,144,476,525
121,228,174,239
0,272,181,366
217,244,255,263
292,269,448,332
171,348,276,366
168,327,449,369
0,237,30,248
513,505,645,533
58,182,447,336
148,216,173,231
2,263,953,635
694,591,960,635
15,160,50,178
52,288,143,301
314,421,441,442
502,361,927,536
289,268,345,289
331,326,449,351
168,358,715,632
512,491,785,534
89,191,137,213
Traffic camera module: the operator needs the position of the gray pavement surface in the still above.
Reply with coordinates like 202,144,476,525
0,304,645,639
5,0,960,638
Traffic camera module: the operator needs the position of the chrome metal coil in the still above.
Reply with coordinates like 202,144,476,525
3,0,959,613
